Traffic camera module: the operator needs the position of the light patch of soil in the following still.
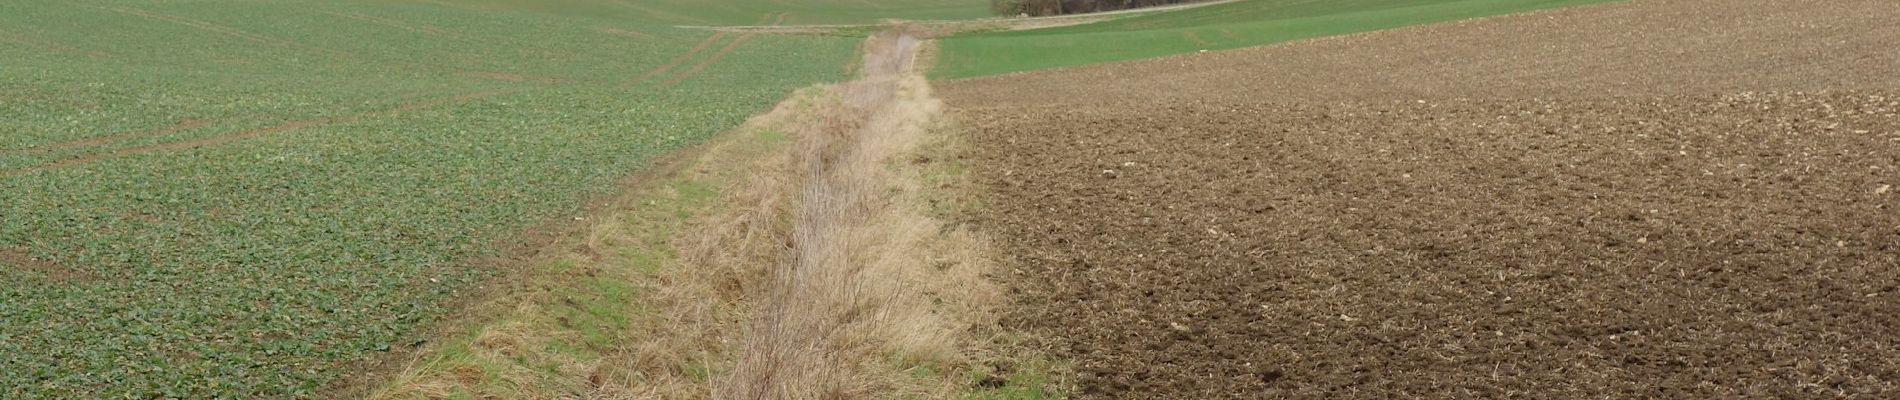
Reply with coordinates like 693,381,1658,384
942,0,1900,397
0,247,88,282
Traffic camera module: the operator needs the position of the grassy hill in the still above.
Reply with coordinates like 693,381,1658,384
933,0,1618,79
0,0,977,397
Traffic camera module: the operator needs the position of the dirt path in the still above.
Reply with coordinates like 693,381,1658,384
944,0,1900,397
723,27,996,398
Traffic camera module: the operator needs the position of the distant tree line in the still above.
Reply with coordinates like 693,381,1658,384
992,0,1200,17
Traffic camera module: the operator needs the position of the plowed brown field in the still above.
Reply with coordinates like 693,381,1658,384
943,0,1900,398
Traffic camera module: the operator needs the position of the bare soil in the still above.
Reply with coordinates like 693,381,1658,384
0,246,88,282
943,0,1900,398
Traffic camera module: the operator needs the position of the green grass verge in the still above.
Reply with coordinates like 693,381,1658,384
933,0,1619,79
375,124,789,399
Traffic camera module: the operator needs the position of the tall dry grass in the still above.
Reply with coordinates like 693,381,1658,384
719,28,998,399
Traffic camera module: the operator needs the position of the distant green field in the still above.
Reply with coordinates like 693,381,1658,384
934,0,1618,79
0,0,977,397
394,0,990,25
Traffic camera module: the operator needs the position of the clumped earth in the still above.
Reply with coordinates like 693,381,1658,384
944,0,1900,398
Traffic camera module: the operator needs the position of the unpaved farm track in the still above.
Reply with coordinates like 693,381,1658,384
944,0,1900,398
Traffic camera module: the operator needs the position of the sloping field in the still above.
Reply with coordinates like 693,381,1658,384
0,0,969,397
933,0,1616,78
944,0,1900,397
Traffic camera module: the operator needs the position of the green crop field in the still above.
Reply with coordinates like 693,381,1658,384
394,0,990,25
0,0,977,397
933,0,1618,79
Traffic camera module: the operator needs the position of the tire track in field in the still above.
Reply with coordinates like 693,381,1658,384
100,6,350,58
322,11,472,41
659,34,756,87
0,91,509,178
1217,28,1242,41
1,119,213,156
0,29,111,59
1183,30,1214,46
595,27,657,40
618,31,731,89
659,13,785,88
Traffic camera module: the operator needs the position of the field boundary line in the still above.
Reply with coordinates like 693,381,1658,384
1,119,213,156
618,31,731,89
0,90,509,178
